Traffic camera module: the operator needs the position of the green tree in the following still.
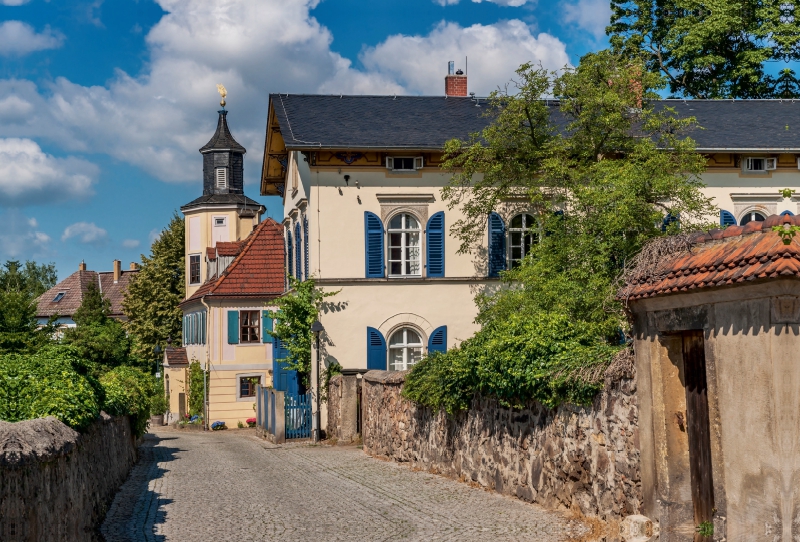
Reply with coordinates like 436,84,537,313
0,260,56,354
123,213,185,365
609,0,800,98
61,281,136,375
404,52,715,410
267,277,337,387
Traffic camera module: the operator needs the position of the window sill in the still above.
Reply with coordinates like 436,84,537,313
387,275,422,279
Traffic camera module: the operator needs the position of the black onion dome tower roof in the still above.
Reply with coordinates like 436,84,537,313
200,110,247,154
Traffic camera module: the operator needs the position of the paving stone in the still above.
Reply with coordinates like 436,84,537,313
101,429,588,541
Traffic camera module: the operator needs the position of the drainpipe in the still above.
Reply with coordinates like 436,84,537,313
200,296,211,431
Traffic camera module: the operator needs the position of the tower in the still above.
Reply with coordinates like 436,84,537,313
181,103,265,299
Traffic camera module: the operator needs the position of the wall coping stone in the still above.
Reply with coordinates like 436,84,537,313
363,370,408,384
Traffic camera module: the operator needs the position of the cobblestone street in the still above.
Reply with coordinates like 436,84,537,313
101,428,588,542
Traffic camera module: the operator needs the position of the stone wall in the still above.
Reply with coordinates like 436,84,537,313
327,374,342,438
360,370,641,521
0,414,137,542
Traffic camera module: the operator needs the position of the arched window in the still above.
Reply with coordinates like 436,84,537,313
388,327,424,371
740,211,766,226
388,213,421,276
508,214,536,268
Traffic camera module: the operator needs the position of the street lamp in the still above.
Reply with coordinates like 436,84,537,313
310,319,324,443
153,344,162,377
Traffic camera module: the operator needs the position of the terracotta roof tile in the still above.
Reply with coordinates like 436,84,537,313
164,347,188,366
215,241,243,257
622,214,800,301
206,247,217,261
181,218,285,305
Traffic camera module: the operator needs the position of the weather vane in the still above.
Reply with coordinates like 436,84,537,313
216,84,227,109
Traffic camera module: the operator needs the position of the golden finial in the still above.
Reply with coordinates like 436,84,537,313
216,84,227,108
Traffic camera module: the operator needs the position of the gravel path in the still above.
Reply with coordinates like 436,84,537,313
101,428,587,542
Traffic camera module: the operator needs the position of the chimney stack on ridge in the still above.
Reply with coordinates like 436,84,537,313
79,260,86,271
113,260,121,283
445,61,467,97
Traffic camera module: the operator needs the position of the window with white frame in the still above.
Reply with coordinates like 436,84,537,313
743,157,776,173
508,213,537,268
237,374,262,400
740,211,767,225
388,327,424,371
239,310,260,343
388,213,421,276
215,167,228,188
385,156,423,171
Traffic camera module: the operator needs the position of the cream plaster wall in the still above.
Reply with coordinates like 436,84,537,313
702,170,800,224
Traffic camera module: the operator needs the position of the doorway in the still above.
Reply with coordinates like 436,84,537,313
681,331,715,529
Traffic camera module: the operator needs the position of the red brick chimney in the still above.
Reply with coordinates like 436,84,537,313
445,61,467,97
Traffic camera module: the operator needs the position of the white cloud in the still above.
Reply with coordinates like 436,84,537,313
0,210,50,258
563,0,611,39
0,21,65,56
1,0,32,5
122,239,140,248
353,21,569,96
0,1,568,185
435,0,532,5
148,228,162,244
0,138,97,205
62,222,108,245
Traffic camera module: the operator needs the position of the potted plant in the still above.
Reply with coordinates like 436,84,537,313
246,417,256,428
149,382,169,427
211,421,227,431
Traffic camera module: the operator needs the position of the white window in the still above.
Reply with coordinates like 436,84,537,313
388,328,424,371
385,156,423,171
508,213,537,268
215,167,228,188
388,213,421,276
214,217,226,227
744,157,776,172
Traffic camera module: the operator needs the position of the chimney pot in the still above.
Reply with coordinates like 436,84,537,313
113,260,121,283
79,260,86,272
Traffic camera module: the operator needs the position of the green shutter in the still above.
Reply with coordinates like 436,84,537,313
227,310,239,344
262,311,273,343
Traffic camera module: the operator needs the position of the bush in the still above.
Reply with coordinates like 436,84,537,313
188,361,206,415
150,378,168,416
211,421,226,431
0,347,102,430
402,311,621,414
100,366,154,437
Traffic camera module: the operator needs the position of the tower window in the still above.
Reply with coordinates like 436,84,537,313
215,167,228,188
189,254,201,285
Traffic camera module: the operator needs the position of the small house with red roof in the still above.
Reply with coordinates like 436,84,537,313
621,213,800,539
163,106,285,426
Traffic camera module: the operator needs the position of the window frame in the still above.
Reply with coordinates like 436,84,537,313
52,291,66,303
739,210,767,226
239,310,261,344
387,212,422,278
387,327,425,371
236,373,263,401
743,156,777,173
507,213,537,269
215,167,228,188
189,254,201,285
385,156,423,172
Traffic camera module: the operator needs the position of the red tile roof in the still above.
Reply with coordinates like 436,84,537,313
182,218,286,305
206,247,217,261
215,241,243,257
623,214,800,301
37,269,138,320
163,347,189,366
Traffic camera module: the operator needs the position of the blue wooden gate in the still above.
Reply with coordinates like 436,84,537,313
285,392,312,439
272,337,299,396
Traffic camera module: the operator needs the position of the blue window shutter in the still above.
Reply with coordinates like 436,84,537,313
366,327,387,370
303,215,309,280
286,230,293,278
662,213,679,232
201,312,206,345
426,211,445,277
781,210,794,216
364,212,385,278
182,316,186,345
428,326,447,354
295,222,302,280
720,210,736,226
488,212,506,277
262,311,273,343
227,310,239,344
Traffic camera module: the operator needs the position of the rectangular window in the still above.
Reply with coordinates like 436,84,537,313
239,375,260,398
744,157,776,172
386,156,423,171
215,167,228,188
239,310,260,343
189,254,201,284
214,217,226,227
52,291,66,303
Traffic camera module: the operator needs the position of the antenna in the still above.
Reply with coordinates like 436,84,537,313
466,56,468,76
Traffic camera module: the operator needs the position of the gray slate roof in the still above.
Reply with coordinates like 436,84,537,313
271,94,800,152
271,94,491,150
200,110,246,154
180,193,264,212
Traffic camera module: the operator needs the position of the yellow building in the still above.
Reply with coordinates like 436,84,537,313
163,107,286,428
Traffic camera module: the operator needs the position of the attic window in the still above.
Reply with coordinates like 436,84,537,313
215,167,228,188
52,291,66,303
214,217,226,227
386,156,423,172
743,157,776,172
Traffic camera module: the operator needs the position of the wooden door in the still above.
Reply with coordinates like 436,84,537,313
682,331,715,527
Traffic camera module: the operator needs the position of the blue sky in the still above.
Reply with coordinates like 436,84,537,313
0,0,609,280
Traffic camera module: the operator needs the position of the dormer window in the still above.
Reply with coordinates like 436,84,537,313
215,167,228,188
743,157,776,173
386,156,423,172
52,291,66,303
